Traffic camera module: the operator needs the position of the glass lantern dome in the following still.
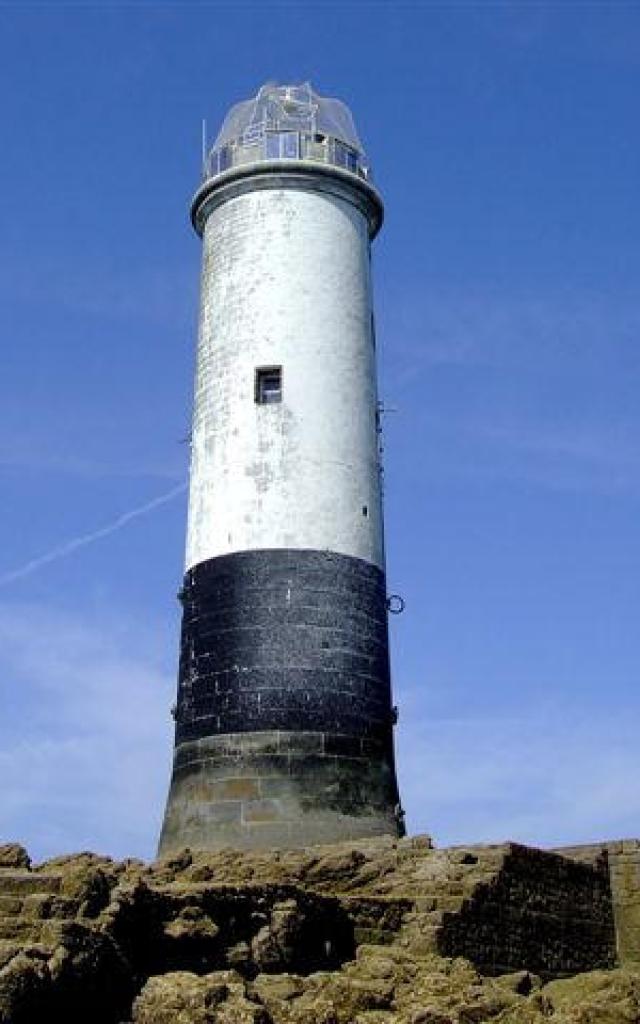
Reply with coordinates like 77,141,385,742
204,82,372,182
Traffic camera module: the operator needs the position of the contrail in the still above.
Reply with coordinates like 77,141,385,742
0,481,188,587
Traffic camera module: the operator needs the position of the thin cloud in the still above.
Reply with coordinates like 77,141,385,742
0,447,184,482
0,602,174,861
377,285,640,494
0,481,187,587
422,415,640,495
397,704,640,849
381,286,640,387
0,252,196,330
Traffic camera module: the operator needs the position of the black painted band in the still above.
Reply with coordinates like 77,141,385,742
174,549,394,746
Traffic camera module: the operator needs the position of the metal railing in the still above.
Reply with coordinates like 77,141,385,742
204,128,370,182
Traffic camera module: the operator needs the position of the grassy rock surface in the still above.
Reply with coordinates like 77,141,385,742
129,949,640,1024
0,836,633,1023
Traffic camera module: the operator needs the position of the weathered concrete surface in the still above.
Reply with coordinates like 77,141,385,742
186,184,383,572
0,835,636,1022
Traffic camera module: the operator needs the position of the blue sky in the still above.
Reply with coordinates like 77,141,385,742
1,2,639,862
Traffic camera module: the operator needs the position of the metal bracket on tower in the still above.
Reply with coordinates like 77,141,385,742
387,594,405,615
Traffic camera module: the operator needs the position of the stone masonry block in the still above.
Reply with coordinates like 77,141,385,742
242,799,286,824
209,778,261,801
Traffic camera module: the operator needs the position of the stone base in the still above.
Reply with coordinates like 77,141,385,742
158,731,401,856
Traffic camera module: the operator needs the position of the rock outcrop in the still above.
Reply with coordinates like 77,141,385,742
0,836,637,1023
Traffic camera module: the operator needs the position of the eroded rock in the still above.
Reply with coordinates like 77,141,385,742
132,970,270,1024
0,845,30,871
0,950,49,1024
0,834,637,1022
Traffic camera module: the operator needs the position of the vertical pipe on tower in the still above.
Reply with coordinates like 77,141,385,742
159,83,403,854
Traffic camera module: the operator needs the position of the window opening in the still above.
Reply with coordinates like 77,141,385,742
255,366,283,405
265,131,300,159
266,133,280,159
281,132,299,158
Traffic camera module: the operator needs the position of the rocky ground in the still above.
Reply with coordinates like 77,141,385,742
0,837,637,1023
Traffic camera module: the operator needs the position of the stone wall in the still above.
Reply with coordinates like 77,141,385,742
437,844,616,979
555,838,640,966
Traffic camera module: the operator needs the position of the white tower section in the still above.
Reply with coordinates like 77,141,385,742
186,97,383,570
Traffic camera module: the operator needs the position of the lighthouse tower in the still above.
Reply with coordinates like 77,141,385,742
159,83,402,854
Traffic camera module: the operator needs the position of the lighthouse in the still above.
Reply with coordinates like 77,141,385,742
159,82,403,854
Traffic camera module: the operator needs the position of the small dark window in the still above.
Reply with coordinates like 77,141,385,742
362,505,369,517
255,366,282,405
